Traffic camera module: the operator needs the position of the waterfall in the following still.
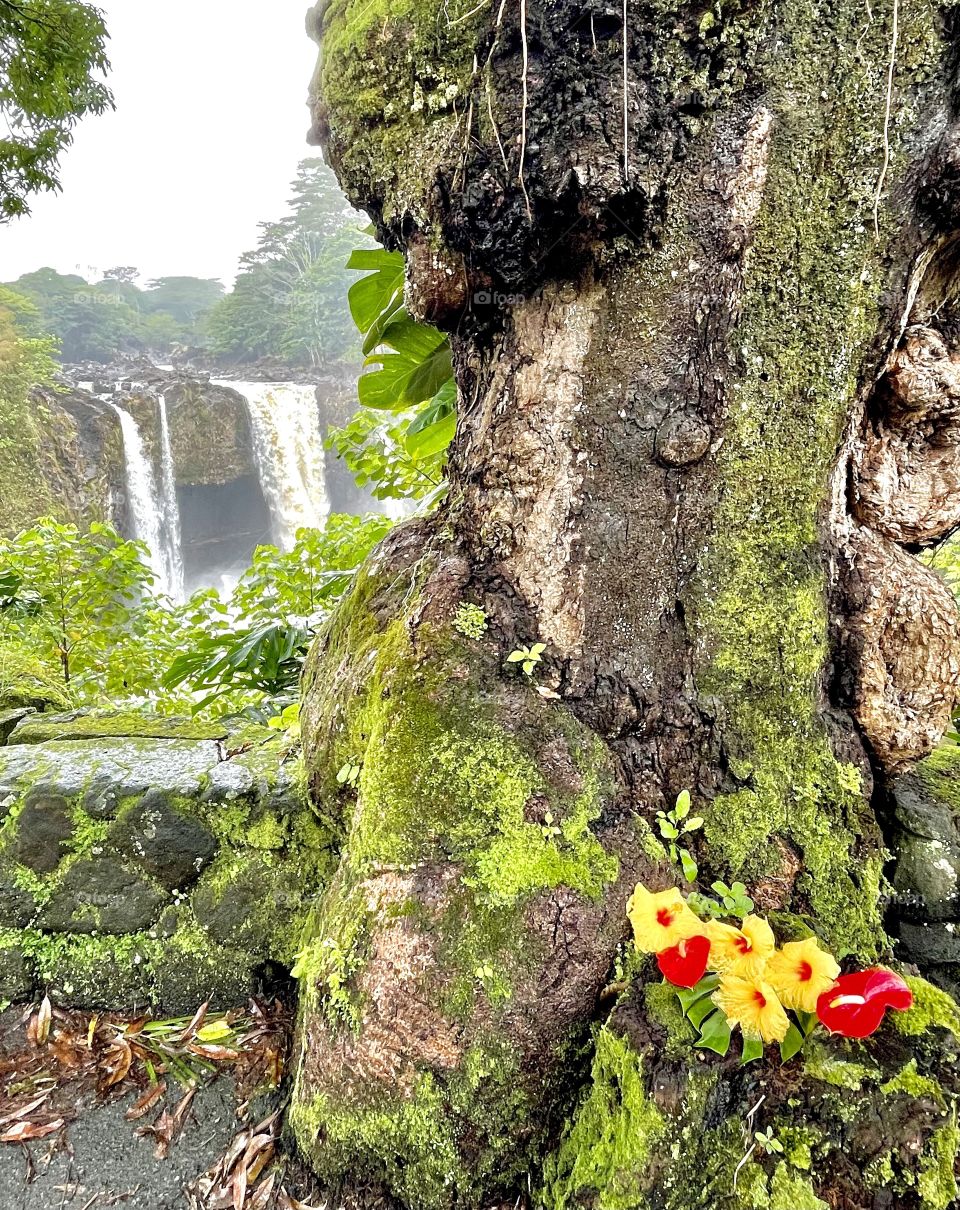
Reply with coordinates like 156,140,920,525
213,380,330,550
109,403,169,597
157,393,184,603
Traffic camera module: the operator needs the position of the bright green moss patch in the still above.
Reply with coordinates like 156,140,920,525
915,743,960,815
643,980,696,1056
917,1117,960,1210
881,1059,947,1107
768,1164,829,1210
541,1029,666,1210
0,641,71,713
289,1073,464,1210
892,976,960,1040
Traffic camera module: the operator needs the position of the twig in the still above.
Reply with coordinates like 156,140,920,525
732,1143,757,1191
518,0,533,221
872,0,899,239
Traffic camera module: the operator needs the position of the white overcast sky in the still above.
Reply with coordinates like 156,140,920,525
0,0,323,286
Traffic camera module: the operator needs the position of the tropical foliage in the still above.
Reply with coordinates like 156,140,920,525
0,0,112,219
0,513,393,718
325,245,457,503
3,267,225,361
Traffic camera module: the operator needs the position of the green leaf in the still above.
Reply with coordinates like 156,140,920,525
741,1036,764,1065
779,1022,805,1062
687,995,719,1029
506,651,527,663
659,821,679,839
675,789,691,818
795,1009,818,1037
676,973,719,1014
696,1010,731,1056
683,817,704,833
679,848,698,883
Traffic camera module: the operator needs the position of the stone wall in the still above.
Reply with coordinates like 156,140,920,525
0,709,333,1011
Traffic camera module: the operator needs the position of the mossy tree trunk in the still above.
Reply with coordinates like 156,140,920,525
291,1,960,1206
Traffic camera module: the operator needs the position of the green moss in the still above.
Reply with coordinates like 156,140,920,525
0,641,71,712
453,603,487,640
881,1059,947,1108
687,0,917,961
915,743,960,815
768,1164,829,1210
351,623,617,905
10,709,228,744
643,981,696,1056
892,976,960,1040
803,1038,877,1091
289,1073,465,1210
917,1116,960,1210
541,1029,666,1210
318,0,482,229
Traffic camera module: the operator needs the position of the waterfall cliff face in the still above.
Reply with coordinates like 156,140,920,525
212,381,330,550
109,402,171,598
157,394,184,603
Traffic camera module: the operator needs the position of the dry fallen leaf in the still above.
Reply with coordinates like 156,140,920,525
124,1082,167,1121
0,1118,64,1143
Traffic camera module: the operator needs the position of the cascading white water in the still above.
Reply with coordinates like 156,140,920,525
157,393,184,603
109,403,170,597
212,380,330,550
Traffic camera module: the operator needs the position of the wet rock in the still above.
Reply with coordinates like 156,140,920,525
890,769,960,922
39,858,166,934
0,868,36,928
0,737,222,802
7,793,74,873
898,920,960,966
0,943,35,1001
112,790,217,890
0,707,33,745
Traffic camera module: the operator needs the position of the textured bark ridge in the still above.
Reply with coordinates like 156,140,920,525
292,1,960,1206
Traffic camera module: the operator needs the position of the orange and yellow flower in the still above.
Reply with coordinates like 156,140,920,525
627,885,701,953
714,971,790,1043
766,938,840,1013
705,914,776,977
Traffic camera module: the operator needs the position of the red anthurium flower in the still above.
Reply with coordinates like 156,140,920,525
816,968,913,1039
658,934,711,988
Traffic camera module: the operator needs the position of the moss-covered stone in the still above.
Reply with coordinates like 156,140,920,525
0,642,71,714
0,719,335,1010
8,709,229,744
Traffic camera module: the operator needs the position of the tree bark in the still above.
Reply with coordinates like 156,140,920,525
291,1,960,1206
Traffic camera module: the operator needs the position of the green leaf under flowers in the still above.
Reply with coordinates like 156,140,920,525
779,1022,805,1062
687,995,719,1029
741,1036,764,1065
676,973,719,1014
696,1010,731,1056
795,1009,819,1037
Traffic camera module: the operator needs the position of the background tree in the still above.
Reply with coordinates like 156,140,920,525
204,158,367,366
288,0,960,1206
0,0,112,219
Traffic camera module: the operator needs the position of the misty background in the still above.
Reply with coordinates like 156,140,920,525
0,0,320,285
